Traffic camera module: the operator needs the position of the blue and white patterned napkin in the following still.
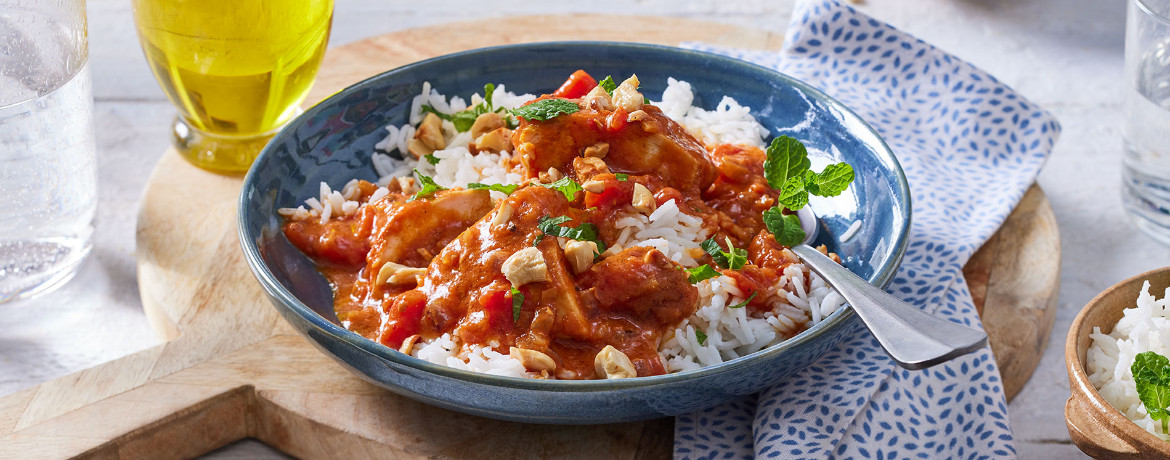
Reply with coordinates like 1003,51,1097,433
676,1,1060,458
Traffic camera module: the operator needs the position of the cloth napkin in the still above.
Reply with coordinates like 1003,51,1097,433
675,1,1060,458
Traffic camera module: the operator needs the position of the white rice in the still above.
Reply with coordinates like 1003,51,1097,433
1088,281,1170,440
286,78,849,378
656,77,769,148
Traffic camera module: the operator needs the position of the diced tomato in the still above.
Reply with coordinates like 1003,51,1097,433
606,107,628,132
724,267,772,313
584,181,633,209
552,69,598,99
482,287,514,326
283,219,370,268
377,290,427,348
654,187,686,208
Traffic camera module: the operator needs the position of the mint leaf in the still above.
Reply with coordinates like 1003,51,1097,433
598,76,618,95
424,153,440,165
537,176,583,201
701,238,748,270
483,83,496,109
763,206,805,247
409,169,447,202
1134,351,1170,433
807,162,854,197
467,182,519,195
685,265,720,284
451,110,478,132
510,286,524,322
420,105,453,121
615,173,628,181
535,215,606,253
511,99,580,121
778,176,810,211
729,291,758,309
763,135,811,191
695,329,708,346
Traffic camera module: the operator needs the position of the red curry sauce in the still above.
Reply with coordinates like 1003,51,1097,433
283,71,815,379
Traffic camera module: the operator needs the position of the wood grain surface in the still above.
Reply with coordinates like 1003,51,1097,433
0,15,1057,459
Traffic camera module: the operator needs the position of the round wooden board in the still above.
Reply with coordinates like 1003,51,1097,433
0,15,1058,459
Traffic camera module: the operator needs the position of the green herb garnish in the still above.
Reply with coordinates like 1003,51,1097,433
685,264,720,284
729,292,758,309
615,173,628,181
696,329,708,346
533,215,606,253
424,153,441,165
510,286,524,322
409,169,446,202
419,105,452,121
1133,351,1170,433
421,83,508,133
467,182,519,195
537,176,583,201
598,76,618,95
760,136,855,246
762,206,804,247
510,98,581,121
763,135,854,211
701,237,748,270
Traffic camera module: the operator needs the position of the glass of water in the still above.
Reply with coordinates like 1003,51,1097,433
1125,0,1170,244
0,0,97,303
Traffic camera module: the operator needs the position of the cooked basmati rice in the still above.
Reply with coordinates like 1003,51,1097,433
1087,281,1170,440
282,78,850,379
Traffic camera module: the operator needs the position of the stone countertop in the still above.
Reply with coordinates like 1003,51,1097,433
1,0,1162,458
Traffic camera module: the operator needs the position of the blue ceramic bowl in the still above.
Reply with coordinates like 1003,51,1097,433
239,42,910,424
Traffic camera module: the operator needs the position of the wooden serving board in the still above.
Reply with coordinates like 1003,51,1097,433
0,15,1058,459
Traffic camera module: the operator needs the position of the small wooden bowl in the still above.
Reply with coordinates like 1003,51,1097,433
1066,267,1170,458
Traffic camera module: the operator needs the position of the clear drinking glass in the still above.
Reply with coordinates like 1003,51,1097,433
1125,0,1170,245
0,0,98,303
132,0,333,174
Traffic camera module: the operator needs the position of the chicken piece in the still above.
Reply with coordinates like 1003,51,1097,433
509,102,715,195
576,246,698,325
367,188,492,271
418,186,591,340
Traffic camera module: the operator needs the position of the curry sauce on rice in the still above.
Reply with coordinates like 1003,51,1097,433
280,70,854,380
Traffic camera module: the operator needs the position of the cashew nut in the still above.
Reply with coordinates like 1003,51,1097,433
563,240,599,274
470,112,504,139
474,127,512,153
510,347,557,372
376,262,426,286
490,201,513,228
594,345,637,379
632,183,656,214
416,112,446,150
581,179,607,194
611,75,644,113
582,142,610,159
626,110,649,123
501,247,548,286
582,85,615,111
398,334,420,355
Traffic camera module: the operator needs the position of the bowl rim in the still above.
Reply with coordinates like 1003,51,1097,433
1066,266,1170,450
238,40,912,391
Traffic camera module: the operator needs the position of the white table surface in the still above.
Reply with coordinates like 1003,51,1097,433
2,0,1165,458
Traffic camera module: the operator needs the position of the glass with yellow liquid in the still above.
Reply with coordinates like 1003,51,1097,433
132,0,332,173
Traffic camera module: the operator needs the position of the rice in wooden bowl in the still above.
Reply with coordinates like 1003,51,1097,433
1066,266,1170,458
